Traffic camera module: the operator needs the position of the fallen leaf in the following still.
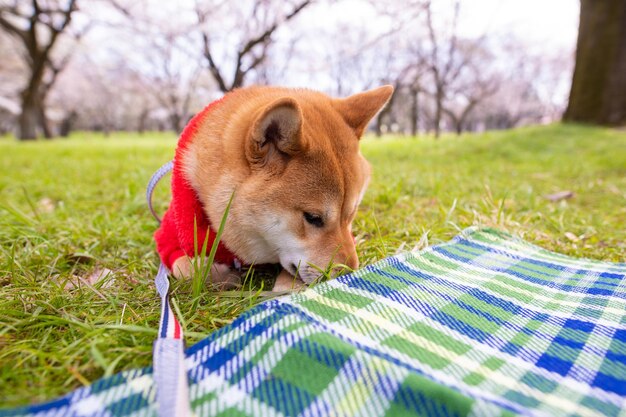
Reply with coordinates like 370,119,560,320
59,267,115,291
545,191,574,202
37,197,56,213
85,267,115,288
607,184,621,194
66,253,96,265
565,232,579,242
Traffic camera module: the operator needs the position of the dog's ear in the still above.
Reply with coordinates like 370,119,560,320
246,97,305,167
333,85,394,138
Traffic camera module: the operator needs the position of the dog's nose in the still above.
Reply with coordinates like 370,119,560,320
329,254,358,278
342,232,359,270
336,242,359,272
345,254,359,270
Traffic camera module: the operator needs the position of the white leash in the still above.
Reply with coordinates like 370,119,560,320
147,161,192,417
147,160,174,224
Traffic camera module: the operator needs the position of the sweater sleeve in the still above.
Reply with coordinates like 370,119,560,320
170,156,213,261
153,151,212,270
153,95,238,270
154,207,186,270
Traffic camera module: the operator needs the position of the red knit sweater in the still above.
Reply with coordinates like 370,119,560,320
154,97,238,270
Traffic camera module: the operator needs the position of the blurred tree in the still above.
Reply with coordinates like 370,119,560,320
423,0,470,138
406,68,426,137
0,30,22,131
196,0,313,92
89,0,213,134
393,40,431,136
142,33,204,133
0,0,79,140
0,0,577,136
441,42,498,135
564,0,626,126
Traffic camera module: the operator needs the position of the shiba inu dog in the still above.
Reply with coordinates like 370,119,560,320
154,85,393,291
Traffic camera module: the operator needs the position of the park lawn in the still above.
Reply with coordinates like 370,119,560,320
0,124,625,406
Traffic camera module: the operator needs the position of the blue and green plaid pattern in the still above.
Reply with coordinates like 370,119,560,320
3,228,626,416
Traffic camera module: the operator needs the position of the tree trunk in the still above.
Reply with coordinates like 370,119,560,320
374,111,384,137
137,109,149,134
375,104,394,137
18,94,40,140
18,62,46,140
170,113,182,134
443,109,462,136
59,118,71,137
39,105,53,139
564,0,626,125
410,88,419,137
2,0,78,140
60,111,77,137
434,87,443,138
374,86,398,137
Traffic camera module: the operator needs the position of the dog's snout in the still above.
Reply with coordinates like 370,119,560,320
338,231,359,271
346,256,359,270
329,255,358,279
338,251,358,271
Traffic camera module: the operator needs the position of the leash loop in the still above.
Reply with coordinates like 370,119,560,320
147,160,174,224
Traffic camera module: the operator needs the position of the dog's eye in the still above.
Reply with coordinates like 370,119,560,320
303,212,324,228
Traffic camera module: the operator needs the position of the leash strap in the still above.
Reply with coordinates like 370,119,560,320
147,161,192,417
147,160,174,224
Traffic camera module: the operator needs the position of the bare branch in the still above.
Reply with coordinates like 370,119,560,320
201,32,228,93
0,10,28,43
107,0,133,17
442,0,460,77
198,0,314,92
0,0,80,138
40,0,77,62
238,0,312,58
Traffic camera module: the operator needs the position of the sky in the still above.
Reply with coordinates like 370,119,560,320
81,0,581,65
456,0,579,52
267,0,580,94
101,0,580,52
307,0,579,52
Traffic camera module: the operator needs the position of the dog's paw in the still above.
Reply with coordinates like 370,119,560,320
272,269,306,292
171,256,241,290
172,256,193,279
208,262,241,290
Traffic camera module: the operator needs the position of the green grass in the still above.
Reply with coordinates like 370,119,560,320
1,124,625,407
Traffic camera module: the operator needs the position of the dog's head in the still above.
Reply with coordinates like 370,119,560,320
228,86,393,283
189,86,393,283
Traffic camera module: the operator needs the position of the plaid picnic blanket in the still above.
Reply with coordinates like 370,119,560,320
3,228,626,417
